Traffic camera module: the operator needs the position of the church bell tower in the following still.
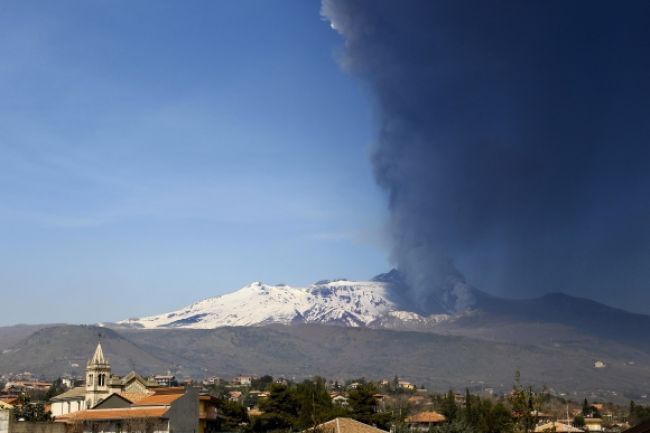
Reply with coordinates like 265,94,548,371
85,342,111,408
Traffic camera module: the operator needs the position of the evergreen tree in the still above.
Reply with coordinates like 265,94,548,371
573,415,585,428
348,383,390,430
295,377,342,430
254,383,300,433
348,383,378,425
45,378,65,401
508,372,544,433
439,390,457,422
251,375,274,391
216,399,249,432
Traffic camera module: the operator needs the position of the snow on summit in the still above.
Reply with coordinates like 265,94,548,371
119,279,444,330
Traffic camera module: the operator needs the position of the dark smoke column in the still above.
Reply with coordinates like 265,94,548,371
322,0,650,313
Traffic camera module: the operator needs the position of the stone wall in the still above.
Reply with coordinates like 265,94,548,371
10,422,66,433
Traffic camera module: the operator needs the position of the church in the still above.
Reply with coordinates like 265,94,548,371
51,343,219,433
51,342,160,417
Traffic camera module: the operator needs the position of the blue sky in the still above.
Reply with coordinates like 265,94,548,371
0,1,389,325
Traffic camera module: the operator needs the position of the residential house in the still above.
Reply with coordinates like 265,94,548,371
534,422,584,433
61,377,77,389
228,391,242,403
584,417,604,432
302,417,388,433
0,399,18,408
405,411,446,431
407,395,427,407
198,394,220,433
202,377,222,386
153,376,177,387
232,376,255,387
3,381,52,394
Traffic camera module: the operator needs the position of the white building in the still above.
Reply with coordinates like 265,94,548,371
0,401,13,433
51,387,87,418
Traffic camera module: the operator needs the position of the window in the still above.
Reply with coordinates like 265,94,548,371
88,374,94,385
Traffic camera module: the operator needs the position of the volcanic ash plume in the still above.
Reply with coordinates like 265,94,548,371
322,0,650,313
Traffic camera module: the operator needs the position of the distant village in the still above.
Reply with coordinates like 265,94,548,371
1,343,649,433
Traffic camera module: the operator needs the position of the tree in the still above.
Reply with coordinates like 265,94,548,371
485,402,514,433
573,415,585,428
13,394,52,422
439,390,458,423
45,378,66,401
251,375,274,391
430,420,476,433
348,383,390,430
629,401,650,426
295,377,343,431
254,383,300,433
464,389,479,426
582,398,590,416
508,372,546,433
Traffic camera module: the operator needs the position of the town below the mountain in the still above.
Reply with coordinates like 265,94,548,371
1,343,650,433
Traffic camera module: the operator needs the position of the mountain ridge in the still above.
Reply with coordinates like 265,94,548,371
116,271,650,346
117,276,454,330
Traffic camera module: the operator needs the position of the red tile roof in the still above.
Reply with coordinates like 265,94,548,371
405,411,446,424
306,417,389,433
133,393,183,406
57,407,169,422
119,392,153,403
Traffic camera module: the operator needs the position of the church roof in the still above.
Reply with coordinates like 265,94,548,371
51,386,87,401
88,342,109,366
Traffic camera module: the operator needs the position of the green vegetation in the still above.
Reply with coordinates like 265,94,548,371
630,401,650,426
252,378,349,433
13,394,52,422
45,377,66,401
212,373,560,433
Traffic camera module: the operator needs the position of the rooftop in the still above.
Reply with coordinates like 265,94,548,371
305,418,389,433
535,422,584,433
405,411,446,424
58,407,169,422
51,386,87,401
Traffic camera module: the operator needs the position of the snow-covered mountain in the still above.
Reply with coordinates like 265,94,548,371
119,278,453,330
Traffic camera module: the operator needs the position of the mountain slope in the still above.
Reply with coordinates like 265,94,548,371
0,325,171,377
2,324,650,403
117,272,650,352
0,324,58,352
119,279,444,329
